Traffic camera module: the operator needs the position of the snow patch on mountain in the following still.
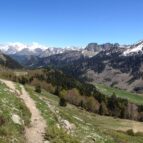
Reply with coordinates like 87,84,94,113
0,42,83,57
123,40,143,56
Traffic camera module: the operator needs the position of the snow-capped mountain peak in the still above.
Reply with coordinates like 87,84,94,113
123,40,143,56
0,42,82,57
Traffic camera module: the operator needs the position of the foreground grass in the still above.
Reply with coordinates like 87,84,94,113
0,82,31,143
15,83,22,94
26,85,143,143
95,84,143,105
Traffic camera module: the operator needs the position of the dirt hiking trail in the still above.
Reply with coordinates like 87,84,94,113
0,79,47,143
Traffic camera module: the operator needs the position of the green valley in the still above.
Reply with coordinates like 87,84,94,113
95,83,143,105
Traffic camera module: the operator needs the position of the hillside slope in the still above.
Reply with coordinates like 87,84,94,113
0,81,31,143
0,51,22,69
26,85,143,143
0,79,47,143
3,68,143,122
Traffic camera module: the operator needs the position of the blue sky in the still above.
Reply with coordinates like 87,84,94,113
0,0,143,47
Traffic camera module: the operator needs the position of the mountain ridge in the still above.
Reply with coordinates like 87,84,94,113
26,40,143,93
2,40,143,92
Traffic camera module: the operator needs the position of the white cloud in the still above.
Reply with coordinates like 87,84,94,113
0,42,48,52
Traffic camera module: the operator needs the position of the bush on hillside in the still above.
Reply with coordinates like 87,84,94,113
59,97,67,107
35,85,41,93
126,129,135,136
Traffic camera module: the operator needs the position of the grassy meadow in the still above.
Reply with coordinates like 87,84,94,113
95,84,143,105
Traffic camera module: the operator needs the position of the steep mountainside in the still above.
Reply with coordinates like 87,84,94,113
10,54,40,67
64,41,143,92
3,40,143,92
30,40,143,93
0,51,22,69
35,51,88,68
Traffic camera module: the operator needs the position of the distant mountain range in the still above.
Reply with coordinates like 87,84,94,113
1,40,143,63
0,42,125,66
0,42,81,57
2,40,143,92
